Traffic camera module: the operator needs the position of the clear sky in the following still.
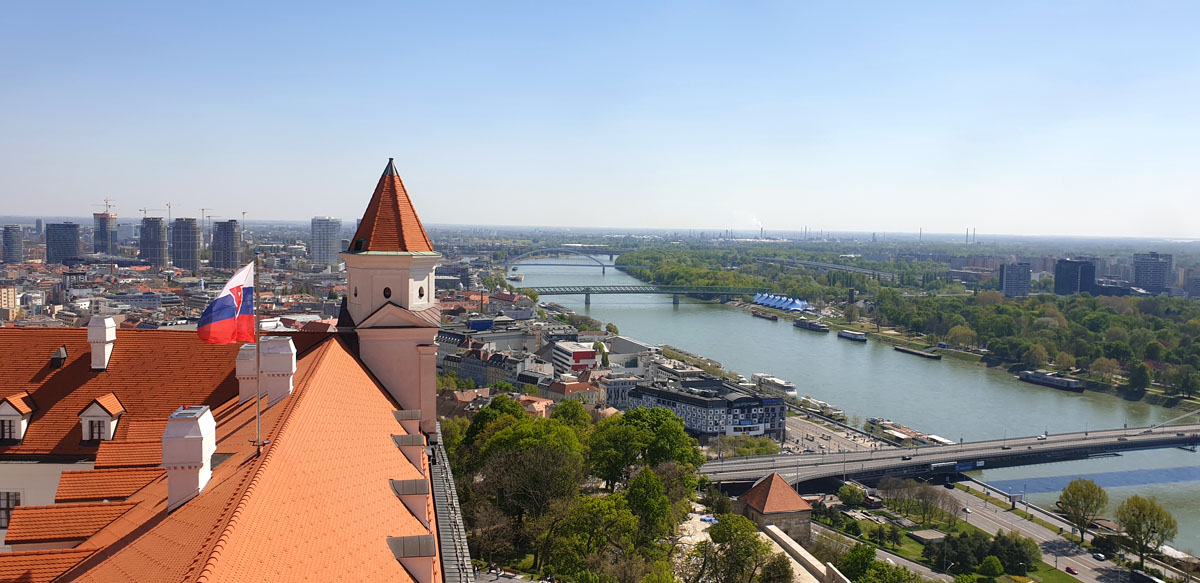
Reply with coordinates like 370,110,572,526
2,2,1198,237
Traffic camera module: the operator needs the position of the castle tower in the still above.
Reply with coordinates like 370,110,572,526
342,158,441,433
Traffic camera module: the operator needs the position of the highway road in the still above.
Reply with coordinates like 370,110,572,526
704,424,1200,484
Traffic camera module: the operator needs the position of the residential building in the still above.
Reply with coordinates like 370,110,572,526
92,213,117,255
170,218,201,271
45,223,81,264
310,216,342,266
2,226,21,264
0,159,471,581
551,341,598,375
1054,258,1096,296
1187,275,1200,299
599,373,641,410
210,219,242,269
998,262,1031,297
139,217,168,270
1134,252,1173,295
626,376,787,440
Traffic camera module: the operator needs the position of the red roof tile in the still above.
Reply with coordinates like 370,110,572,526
94,439,163,468
347,159,434,253
0,328,241,456
2,391,35,415
55,468,165,502
0,549,95,583
739,473,813,514
5,503,137,544
85,392,126,416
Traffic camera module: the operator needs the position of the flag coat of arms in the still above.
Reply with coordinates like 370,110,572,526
197,262,255,344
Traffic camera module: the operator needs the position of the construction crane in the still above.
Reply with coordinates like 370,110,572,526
203,212,222,249
138,207,166,218
165,202,175,223
91,198,118,214
200,208,212,249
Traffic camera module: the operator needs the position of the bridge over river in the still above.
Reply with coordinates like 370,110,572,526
704,424,1200,486
524,284,772,305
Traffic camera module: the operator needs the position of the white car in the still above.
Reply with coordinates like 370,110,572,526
1036,434,1048,440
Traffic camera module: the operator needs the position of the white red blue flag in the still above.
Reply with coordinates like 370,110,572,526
197,262,255,344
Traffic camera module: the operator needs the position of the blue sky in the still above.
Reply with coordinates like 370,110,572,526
2,2,1198,237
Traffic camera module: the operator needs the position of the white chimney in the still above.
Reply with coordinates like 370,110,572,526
87,316,116,371
162,405,216,511
260,336,296,407
236,343,259,403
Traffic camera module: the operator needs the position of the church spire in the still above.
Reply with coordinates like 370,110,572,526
347,158,434,253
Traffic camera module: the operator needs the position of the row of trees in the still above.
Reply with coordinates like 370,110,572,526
921,530,1041,576
876,478,966,525
1058,478,1179,568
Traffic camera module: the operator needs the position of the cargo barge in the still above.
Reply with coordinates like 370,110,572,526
1018,369,1084,392
751,309,779,321
793,317,829,332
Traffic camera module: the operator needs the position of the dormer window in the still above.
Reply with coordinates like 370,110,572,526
0,392,36,443
78,392,125,443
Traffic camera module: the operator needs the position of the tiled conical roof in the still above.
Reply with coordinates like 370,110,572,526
347,158,434,253
740,473,813,514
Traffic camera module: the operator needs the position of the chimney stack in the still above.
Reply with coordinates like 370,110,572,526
236,343,259,403
162,405,216,511
87,316,116,371
259,336,297,406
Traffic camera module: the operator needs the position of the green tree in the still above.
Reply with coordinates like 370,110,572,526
627,468,671,545
478,416,585,520
1144,341,1164,361
1023,345,1049,368
606,322,619,335
708,513,773,583
1128,362,1152,390
1090,357,1121,380
838,484,866,507
978,556,1004,580
463,394,527,447
838,543,877,581
1059,478,1108,542
759,553,794,583
1116,495,1178,569
954,574,977,583
1055,351,1076,370
946,325,977,349
551,398,591,429
492,380,516,393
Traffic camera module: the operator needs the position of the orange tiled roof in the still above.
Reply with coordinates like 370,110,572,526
87,392,126,416
94,439,163,468
0,328,241,456
348,158,434,253
2,391,35,415
63,335,439,583
55,468,165,502
122,420,168,440
4,502,137,544
0,549,96,583
739,473,813,515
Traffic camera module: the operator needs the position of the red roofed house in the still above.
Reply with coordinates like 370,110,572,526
0,159,472,583
735,472,813,543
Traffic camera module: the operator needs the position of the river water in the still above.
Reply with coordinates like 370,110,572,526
515,258,1200,553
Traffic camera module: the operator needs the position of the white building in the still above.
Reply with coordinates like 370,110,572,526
310,216,343,267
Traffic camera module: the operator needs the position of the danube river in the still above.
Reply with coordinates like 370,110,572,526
515,258,1200,552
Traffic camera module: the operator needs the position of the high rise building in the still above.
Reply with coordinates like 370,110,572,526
1133,252,1173,295
999,262,1031,297
46,222,81,264
34,219,43,236
1054,258,1096,296
93,212,118,255
211,220,243,269
2,225,22,264
140,217,169,270
170,218,201,271
310,216,342,266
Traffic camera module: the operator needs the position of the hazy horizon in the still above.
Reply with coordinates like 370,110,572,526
3,2,1199,238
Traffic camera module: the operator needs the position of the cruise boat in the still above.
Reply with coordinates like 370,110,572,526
793,317,829,332
837,330,868,342
1019,369,1084,392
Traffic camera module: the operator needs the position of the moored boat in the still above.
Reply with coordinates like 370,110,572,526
837,330,868,342
1019,369,1084,392
793,317,830,332
751,309,779,322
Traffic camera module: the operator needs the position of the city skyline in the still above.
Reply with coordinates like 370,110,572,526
3,2,1200,237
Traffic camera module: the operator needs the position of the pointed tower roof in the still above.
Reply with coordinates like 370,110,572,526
739,473,812,514
347,158,434,253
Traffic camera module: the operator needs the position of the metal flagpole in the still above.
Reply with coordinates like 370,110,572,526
244,212,263,457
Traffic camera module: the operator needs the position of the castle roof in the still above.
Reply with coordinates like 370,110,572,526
347,158,434,254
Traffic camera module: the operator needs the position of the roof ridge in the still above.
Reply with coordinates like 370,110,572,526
191,337,336,583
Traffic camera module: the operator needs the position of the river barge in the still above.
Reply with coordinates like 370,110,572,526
793,317,830,332
751,309,779,321
893,345,942,360
837,330,868,342
1018,369,1084,392
751,373,797,397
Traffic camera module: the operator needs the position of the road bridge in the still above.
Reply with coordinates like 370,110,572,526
504,247,645,274
525,284,772,306
703,424,1200,486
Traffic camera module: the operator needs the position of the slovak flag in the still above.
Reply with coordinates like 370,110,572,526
197,262,256,344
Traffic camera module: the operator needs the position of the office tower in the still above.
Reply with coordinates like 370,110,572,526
2,225,22,264
34,219,43,236
999,262,1031,297
1054,258,1096,296
211,220,243,269
171,218,201,271
140,217,169,269
310,216,342,266
93,212,118,255
117,222,138,242
46,222,81,264
1133,252,1173,295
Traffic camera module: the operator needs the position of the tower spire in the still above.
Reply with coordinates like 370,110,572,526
347,158,433,253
